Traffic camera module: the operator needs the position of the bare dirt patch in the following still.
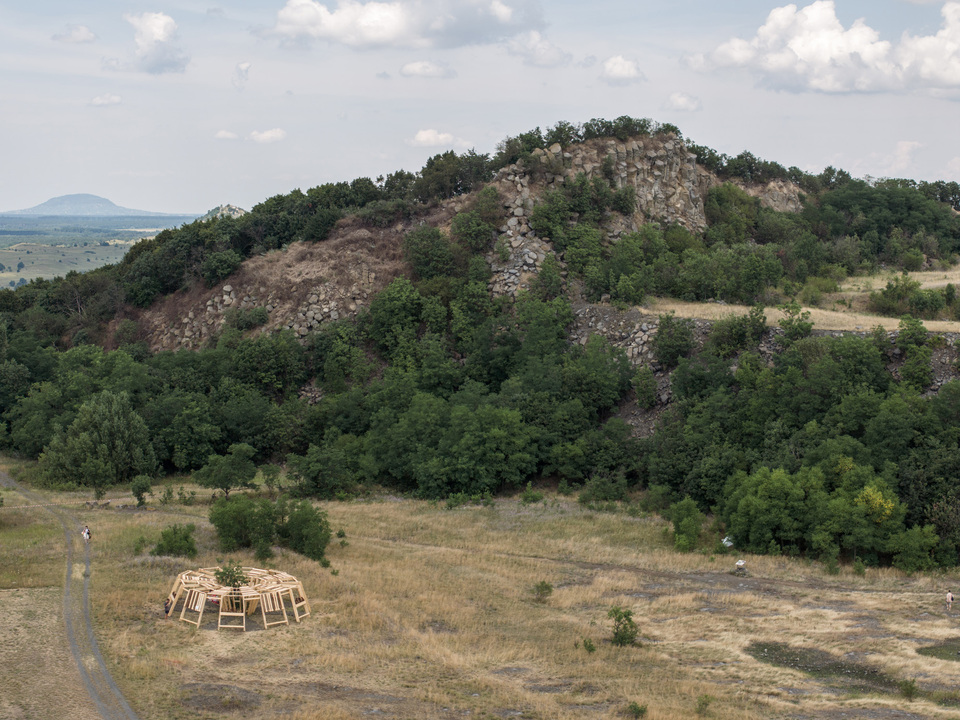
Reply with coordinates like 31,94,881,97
0,587,103,720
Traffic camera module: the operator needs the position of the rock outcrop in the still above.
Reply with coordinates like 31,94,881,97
140,134,805,354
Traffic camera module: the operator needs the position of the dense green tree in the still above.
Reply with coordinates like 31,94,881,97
194,443,257,499
38,390,156,498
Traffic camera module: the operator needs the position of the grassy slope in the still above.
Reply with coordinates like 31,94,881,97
4,472,960,720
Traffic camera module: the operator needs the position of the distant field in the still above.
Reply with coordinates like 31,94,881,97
0,214,198,286
0,242,133,286
0,214,197,248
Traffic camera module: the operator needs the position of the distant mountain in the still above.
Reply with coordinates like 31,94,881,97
2,194,188,217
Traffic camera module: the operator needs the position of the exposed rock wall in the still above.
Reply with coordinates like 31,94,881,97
143,134,804,352
484,135,803,302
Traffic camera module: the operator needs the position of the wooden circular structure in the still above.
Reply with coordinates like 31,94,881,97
165,566,311,631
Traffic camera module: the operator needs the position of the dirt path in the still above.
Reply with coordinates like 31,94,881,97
0,472,139,720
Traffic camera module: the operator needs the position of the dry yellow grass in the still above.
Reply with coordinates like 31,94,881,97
6,486,960,719
647,265,960,333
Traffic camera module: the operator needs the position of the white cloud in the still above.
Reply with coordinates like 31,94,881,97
887,140,923,174
232,62,252,90
400,60,456,78
410,128,454,146
52,24,96,44
124,12,189,74
506,30,570,68
248,128,287,143
90,94,121,106
215,130,240,140
709,0,960,93
269,0,541,49
408,128,469,147
600,55,644,85
663,92,701,112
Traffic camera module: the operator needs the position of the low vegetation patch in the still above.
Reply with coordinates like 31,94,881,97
917,638,960,662
746,641,899,693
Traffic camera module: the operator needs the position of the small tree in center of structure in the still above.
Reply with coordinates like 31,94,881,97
215,559,247,588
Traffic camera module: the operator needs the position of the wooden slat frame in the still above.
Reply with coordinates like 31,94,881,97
260,590,289,628
218,591,246,631
178,589,207,627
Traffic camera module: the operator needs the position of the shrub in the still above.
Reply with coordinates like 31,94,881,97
626,702,648,719
669,496,704,552
403,226,455,280
451,211,496,252
215,559,247,588
608,605,639,646
581,637,596,653
632,366,657,409
151,523,198,558
695,694,714,715
279,498,332,564
777,300,813,344
520,482,544,505
652,313,694,368
900,346,933,389
578,472,628,504
705,306,766,358
200,250,243,287
896,315,928,353
225,306,269,331
130,474,152,507
899,678,918,701
532,580,553,603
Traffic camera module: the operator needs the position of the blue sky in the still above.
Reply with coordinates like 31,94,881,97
1,0,958,213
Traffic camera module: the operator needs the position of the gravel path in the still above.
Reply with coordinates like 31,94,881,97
0,472,139,720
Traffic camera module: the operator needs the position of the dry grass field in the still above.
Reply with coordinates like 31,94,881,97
4,475,960,720
651,265,960,334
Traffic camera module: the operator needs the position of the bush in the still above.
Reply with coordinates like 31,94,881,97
896,315,928,353
279,498,332,563
215,559,247,588
151,523,198,558
403,226,455,280
695,694,714,715
777,300,813,344
225,306,269,331
608,605,639,646
705,306,766,358
669,496,704,552
130,474,152,507
899,678,919,701
626,702,648,719
532,580,553,603
632,366,657,409
578,472,628,504
200,250,243,287
520,481,544,504
652,313,695,368
450,211,496,252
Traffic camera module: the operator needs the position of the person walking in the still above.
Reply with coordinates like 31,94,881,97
947,590,954,613
81,525,91,543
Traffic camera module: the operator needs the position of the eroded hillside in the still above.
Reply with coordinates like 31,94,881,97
135,133,801,354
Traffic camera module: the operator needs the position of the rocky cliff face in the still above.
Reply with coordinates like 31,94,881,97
138,134,803,353
485,134,803,300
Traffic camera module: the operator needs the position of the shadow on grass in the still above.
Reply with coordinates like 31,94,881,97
746,641,899,694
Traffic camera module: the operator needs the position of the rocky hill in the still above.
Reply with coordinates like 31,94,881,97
134,133,801,355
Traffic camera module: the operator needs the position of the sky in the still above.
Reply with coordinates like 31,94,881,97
2,0,959,214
